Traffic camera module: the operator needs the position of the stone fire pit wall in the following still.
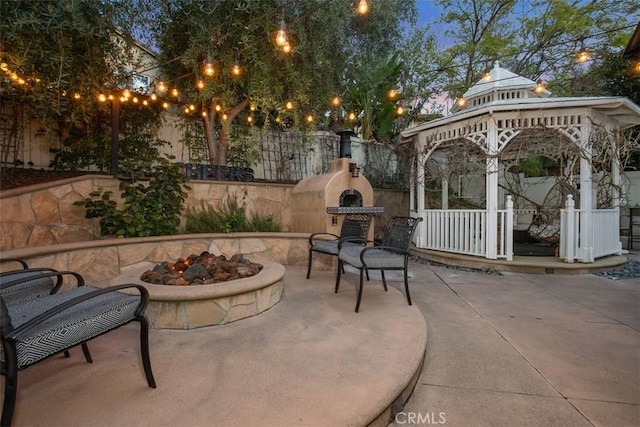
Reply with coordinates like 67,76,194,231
1,233,308,329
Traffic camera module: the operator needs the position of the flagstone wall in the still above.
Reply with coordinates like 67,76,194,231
0,175,408,251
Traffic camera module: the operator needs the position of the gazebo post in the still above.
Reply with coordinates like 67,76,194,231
611,135,623,255
579,121,594,262
486,118,499,259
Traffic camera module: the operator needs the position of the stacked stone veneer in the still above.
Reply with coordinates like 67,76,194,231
0,174,407,251
2,234,309,329
0,175,294,251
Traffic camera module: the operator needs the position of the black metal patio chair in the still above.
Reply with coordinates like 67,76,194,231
306,213,374,279
335,216,423,313
1,270,156,426
1,258,63,306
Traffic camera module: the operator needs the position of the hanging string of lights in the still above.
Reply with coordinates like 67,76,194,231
1,12,636,126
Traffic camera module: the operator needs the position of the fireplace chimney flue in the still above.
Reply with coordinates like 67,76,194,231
336,129,355,158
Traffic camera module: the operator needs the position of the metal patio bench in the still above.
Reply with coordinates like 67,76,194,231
306,213,374,279
335,216,423,313
1,270,156,426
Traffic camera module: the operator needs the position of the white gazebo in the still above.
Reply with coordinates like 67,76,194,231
401,62,640,263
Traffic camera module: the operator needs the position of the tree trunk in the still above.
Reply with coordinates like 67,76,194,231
202,104,217,164
216,99,250,166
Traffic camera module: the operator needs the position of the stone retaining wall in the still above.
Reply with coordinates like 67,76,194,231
0,175,408,251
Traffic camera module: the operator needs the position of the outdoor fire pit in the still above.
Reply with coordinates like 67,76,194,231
140,252,263,286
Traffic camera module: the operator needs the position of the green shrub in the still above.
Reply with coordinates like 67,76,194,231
74,156,190,237
185,194,282,233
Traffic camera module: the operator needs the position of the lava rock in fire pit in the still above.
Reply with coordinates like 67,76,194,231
140,251,263,285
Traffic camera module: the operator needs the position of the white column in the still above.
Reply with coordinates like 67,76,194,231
441,176,449,209
486,117,498,259
579,119,594,262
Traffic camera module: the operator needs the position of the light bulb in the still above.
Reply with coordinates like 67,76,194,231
306,115,314,123
388,88,398,99
577,50,590,63
171,88,179,97
197,80,205,90
276,21,287,46
286,101,293,109
534,79,544,94
162,102,169,109
457,98,466,107
283,41,292,53
232,63,241,76
348,112,356,121
98,93,106,102
332,96,341,107
204,62,215,76
396,106,404,115
357,0,369,14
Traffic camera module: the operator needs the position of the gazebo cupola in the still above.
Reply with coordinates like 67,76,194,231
452,61,550,113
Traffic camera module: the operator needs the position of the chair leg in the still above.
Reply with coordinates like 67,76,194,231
306,248,313,279
404,269,412,306
380,270,388,291
365,268,370,281
355,268,365,313
81,343,93,363
2,346,18,427
334,260,342,293
138,316,157,388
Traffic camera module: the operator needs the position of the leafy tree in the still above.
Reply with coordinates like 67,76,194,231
153,0,417,164
0,0,167,172
428,0,640,99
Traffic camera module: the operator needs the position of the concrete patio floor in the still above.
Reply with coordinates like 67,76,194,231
3,252,639,426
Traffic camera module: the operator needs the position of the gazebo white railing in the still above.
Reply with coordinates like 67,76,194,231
559,195,621,263
411,196,515,261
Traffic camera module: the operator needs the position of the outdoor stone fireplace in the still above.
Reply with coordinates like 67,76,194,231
291,133,382,239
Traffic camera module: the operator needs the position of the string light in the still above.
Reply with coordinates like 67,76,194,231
357,0,369,15
196,79,205,90
348,112,356,121
331,96,341,107
396,106,404,115
283,40,292,54
156,81,167,93
388,88,398,99
457,98,466,107
171,88,179,97
232,62,241,76
275,20,287,46
534,78,545,94
306,114,314,123
285,101,293,109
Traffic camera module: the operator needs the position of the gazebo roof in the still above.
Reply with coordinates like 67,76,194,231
461,61,550,100
402,62,640,138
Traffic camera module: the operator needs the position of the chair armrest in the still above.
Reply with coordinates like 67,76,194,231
309,232,340,244
0,258,29,269
1,270,84,294
4,284,149,341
